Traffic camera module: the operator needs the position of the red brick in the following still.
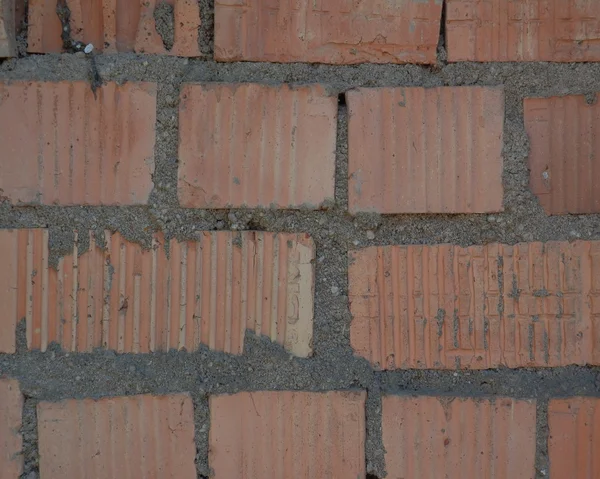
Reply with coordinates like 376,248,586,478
178,83,336,209
0,231,18,353
382,395,536,478
38,393,195,479
549,397,600,478
28,0,201,56
0,379,23,478
4,229,313,356
210,391,365,478
525,95,600,215
0,0,16,57
0,81,156,206
215,0,443,64
349,241,600,369
347,87,504,214
447,0,600,62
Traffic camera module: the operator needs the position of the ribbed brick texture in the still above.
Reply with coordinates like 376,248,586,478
549,397,600,479
0,81,156,206
0,0,16,57
7,229,314,356
38,394,196,479
525,94,600,214
446,0,600,62
0,379,23,479
178,83,336,209
382,396,536,478
28,0,201,55
349,241,600,369
347,87,504,214
214,0,443,64
209,391,366,478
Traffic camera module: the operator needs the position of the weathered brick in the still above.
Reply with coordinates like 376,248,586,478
549,397,600,478
0,81,156,206
28,0,201,55
5,229,314,356
447,0,600,62
38,393,196,479
0,379,23,479
0,231,18,353
382,396,536,478
0,0,16,57
347,87,504,214
215,0,443,64
210,391,366,478
349,241,600,369
525,95,600,215
178,83,336,209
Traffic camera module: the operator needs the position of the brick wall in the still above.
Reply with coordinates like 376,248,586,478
1,0,600,477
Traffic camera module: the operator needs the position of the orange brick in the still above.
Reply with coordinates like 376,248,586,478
28,0,201,55
215,0,443,64
5,229,313,356
0,379,23,479
0,81,156,206
210,391,366,478
178,83,336,209
347,87,504,214
549,397,600,478
447,0,600,62
38,393,195,479
0,0,16,57
349,241,600,369
525,95,600,215
382,396,536,478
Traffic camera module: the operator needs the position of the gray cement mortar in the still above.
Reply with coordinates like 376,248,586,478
1,9,600,478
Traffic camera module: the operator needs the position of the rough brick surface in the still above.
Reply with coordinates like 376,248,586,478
382,396,536,478
0,379,23,479
0,231,18,353
349,241,600,369
447,0,600,62
8,229,313,356
28,0,201,55
210,391,366,478
549,397,600,478
215,0,443,64
178,83,336,209
38,393,196,479
347,87,504,214
0,0,16,57
0,81,156,206
525,95,600,215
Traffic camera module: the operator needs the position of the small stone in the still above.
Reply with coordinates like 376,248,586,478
569,230,581,238
331,286,340,296
75,376,81,381
487,215,496,222
84,43,94,54
352,240,360,246
366,230,375,240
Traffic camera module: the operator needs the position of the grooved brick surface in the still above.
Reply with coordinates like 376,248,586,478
178,83,336,209
28,0,201,55
0,379,23,479
347,87,504,214
549,397,600,479
209,391,366,478
214,0,443,64
0,81,156,206
38,393,196,479
0,0,16,57
349,241,600,369
382,396,536,479
447,0,600,62
525,95,600,215
6,229,313,356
